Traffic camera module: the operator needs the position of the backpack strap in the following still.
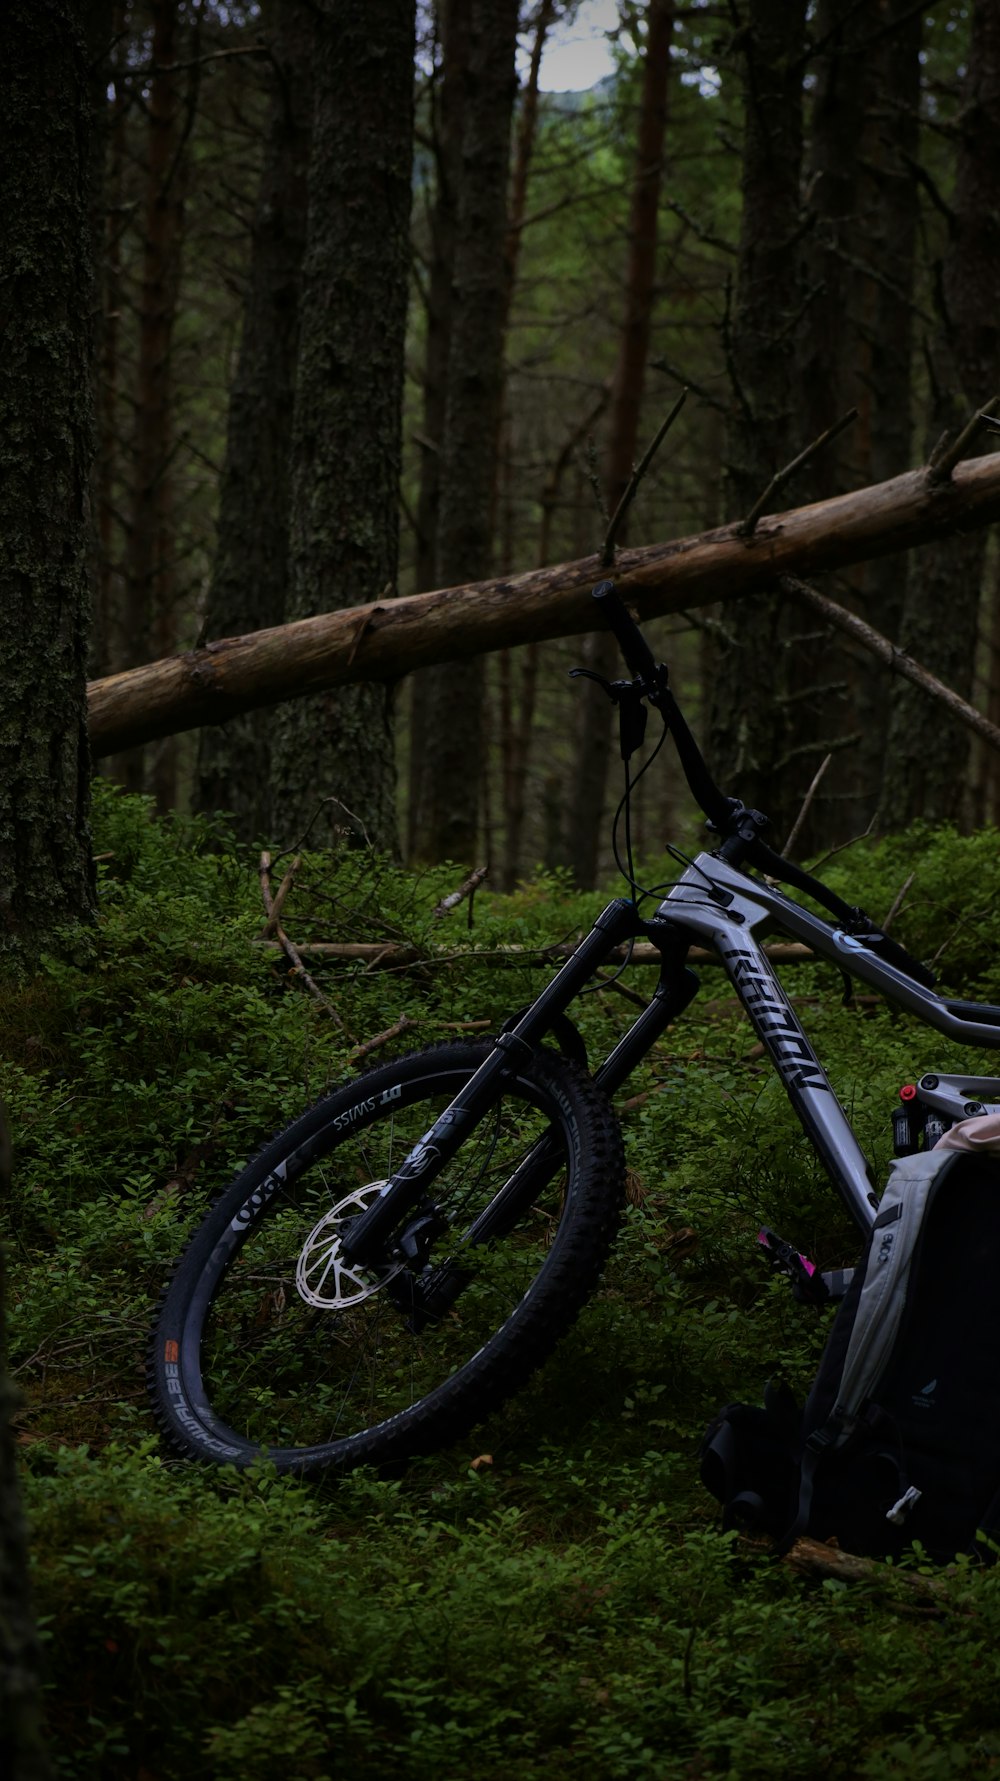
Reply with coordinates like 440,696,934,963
823,1150,960,1443
781,1403,907,1553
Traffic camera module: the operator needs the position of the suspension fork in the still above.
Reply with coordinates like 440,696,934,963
450,948,702,1251
394,933,701,1331
338,898,642,1269
340,911,699,1272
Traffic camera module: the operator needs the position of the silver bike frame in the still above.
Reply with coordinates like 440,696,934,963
657,853,1000,1235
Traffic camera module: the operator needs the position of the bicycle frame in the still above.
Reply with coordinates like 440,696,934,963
339,847,1000,1268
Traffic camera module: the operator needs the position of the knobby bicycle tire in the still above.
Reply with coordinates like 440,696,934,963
149,1041,625,1475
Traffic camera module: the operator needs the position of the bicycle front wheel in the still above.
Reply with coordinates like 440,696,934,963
150,1041,624,1475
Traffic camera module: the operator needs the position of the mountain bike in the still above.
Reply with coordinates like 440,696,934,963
149,583,1000,1475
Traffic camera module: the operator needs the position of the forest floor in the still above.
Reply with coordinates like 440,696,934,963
7,785,1000,1779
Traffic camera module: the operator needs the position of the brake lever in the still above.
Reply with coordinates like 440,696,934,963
569,666,649,759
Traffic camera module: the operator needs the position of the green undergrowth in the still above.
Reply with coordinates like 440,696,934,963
6,788,1000,1778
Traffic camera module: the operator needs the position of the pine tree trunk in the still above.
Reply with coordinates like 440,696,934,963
840,0,922,834
1,7,102,1760
94,3,128,683
120,0,186,798
495,0,553,890
408,0,519,866
0,0,97,961
779,0,921,853
407,0,470,860
707,0,808,844
268,0,415,852
564,0,674,888
82,0,117,684
882,0,1000,827
194,0,313,839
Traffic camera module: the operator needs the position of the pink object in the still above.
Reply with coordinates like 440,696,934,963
934,1113,1000,1153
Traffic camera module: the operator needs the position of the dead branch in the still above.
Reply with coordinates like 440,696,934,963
590,970,651,1011
780,575,1000,757
881,871,916,933
251,938,817,970
347,1015,420,1064
601,390,688,568
433,864,489,919
343,1014,495,1067
258,850,346,1028
739,408,858,538
87,450,1000,759
781,752,833,859
783,1536,956,1614
257,853,301,939
927,392,1000,484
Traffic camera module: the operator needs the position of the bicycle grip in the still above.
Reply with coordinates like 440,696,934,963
592,580,659,682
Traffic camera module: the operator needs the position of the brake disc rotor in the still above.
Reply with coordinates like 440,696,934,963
295,1182,404,1309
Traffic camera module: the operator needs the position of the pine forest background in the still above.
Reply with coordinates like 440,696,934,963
88,0,1000,884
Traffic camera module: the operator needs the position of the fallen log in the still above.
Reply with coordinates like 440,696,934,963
252,939,816,968
87,451,1000,757
782,1536,965,1616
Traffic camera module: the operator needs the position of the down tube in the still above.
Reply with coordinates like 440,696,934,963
718,932,878,1234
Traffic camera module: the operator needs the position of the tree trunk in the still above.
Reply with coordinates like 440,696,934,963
119,0,187,800
93,1,128,683
86,450,1000,759
707,0,808,843
193,0,313,839
82,0,118,683
779,0,921,852
407,0,470,859
268,0,415,852
1,6,102,1758
882,0,1000,827
409,0,519,866
564,0,675,888
0,0,97,961
839,0,923,833
495,0,554,891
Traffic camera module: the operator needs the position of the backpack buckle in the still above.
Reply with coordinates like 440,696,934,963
886,1484,922,1525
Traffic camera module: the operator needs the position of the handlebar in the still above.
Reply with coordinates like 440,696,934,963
592,580,661,686
591,580,733,831
591,581,937,990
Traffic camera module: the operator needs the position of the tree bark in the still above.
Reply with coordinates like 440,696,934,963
0,0,97,959
87,450,1000,759
565,0,675,888
193,0,313,840
707,0,808,841
119,0,187,800
407,0,470,859
778,0,922,851
409,0,519,866
882,0,1000,826
0,10,96,1771
495,0,555,890
267,0,415,852
93,1,128,683
839,0,923,832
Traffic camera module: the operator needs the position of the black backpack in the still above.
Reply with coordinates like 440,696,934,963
701,1148,1000,1562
